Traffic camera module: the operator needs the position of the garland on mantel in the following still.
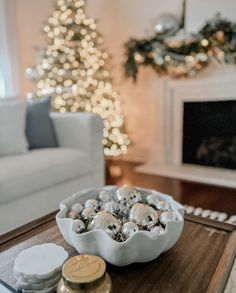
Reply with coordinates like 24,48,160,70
124,14,236,80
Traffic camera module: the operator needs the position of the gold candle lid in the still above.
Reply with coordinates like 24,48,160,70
62,255,106,290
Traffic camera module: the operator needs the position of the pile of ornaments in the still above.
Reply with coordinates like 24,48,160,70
14,243,68,293
67,186,179,242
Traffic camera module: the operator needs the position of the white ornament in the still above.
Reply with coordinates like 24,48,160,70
84,199,99,210
89,211,121,238
160,210,177,225
146,194,160,208
14,243,68,280
74,219,85,233
150,226,165,235
116,186,142,206
129,203,158,228
101,201,119,214
98,190,111,203
81,207,96,220
121,221,139,239
156,200,170,211
71,203,83,214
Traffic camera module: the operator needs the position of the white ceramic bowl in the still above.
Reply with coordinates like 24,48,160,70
56,186,184,266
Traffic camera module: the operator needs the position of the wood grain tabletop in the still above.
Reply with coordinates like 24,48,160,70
0,213,235,293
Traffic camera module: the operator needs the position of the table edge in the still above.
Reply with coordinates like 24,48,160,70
0,211,58,247
206,230,236,293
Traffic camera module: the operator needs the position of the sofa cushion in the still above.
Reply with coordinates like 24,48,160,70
26,96,58,149
0,101,28,156
0,148,91,203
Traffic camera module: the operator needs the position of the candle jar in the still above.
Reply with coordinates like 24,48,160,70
57,255,112,293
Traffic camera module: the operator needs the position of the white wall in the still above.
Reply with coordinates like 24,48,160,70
15,0,183,160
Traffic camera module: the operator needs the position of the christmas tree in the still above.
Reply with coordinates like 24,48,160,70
26,0,130,156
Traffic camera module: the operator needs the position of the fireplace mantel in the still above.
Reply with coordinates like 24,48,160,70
137,65,236,188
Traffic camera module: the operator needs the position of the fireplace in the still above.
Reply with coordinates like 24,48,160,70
136,66,236,188
183,100,236,170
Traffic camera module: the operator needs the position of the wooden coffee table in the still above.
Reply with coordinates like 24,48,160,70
0,213,235,293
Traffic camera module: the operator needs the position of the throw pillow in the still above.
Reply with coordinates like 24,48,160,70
26,96,57,148
0,101,28,156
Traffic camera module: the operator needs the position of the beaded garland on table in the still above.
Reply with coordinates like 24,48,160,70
67,186,179,242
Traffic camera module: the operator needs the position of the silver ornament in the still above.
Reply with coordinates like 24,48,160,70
81,207,96,220
67,210,80,220
146,194,160,208
84,199,99,210
74,219,85,234
89,211,121,238
116,186,142,207
160,210,176,225
156,200,170,211
129,203,158,228
98,190,111,203
150,225,165,235
71,203,83,214
121,221,139,239
153,14,179,36
101,201,119,214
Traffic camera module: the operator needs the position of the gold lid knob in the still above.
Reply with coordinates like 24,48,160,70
62,255,106,290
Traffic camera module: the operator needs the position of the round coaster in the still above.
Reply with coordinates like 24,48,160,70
19,271,61,285
16,273,61,290
14,243,68,279
21,283,58,293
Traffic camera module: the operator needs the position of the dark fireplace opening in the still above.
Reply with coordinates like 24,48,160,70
182,100,236,170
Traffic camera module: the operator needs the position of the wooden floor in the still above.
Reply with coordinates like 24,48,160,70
106,160,236,217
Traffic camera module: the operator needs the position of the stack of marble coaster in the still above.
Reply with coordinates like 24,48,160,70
14,243,68,293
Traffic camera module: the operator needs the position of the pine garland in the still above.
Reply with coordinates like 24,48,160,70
124,14,236,80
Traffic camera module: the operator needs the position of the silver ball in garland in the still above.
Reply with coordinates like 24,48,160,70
89,211,121,238
153,14,180,36
121,221,139,240
129,203,158,229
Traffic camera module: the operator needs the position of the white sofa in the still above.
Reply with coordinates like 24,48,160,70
0,112,105,235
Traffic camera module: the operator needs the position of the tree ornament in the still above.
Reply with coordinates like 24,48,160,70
84,199,99,210
129,203,158,229
121,221,139,239
88,211,121,238
160,210,177,225
71,203,83,214
81,207,96,221
115,186,142,207
146,194,160,208
74,219,85,233
98,190,111,203
150,225,165,234
101,201,119,214
153,14,180,36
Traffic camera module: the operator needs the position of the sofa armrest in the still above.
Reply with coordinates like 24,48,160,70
50,112,105,186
